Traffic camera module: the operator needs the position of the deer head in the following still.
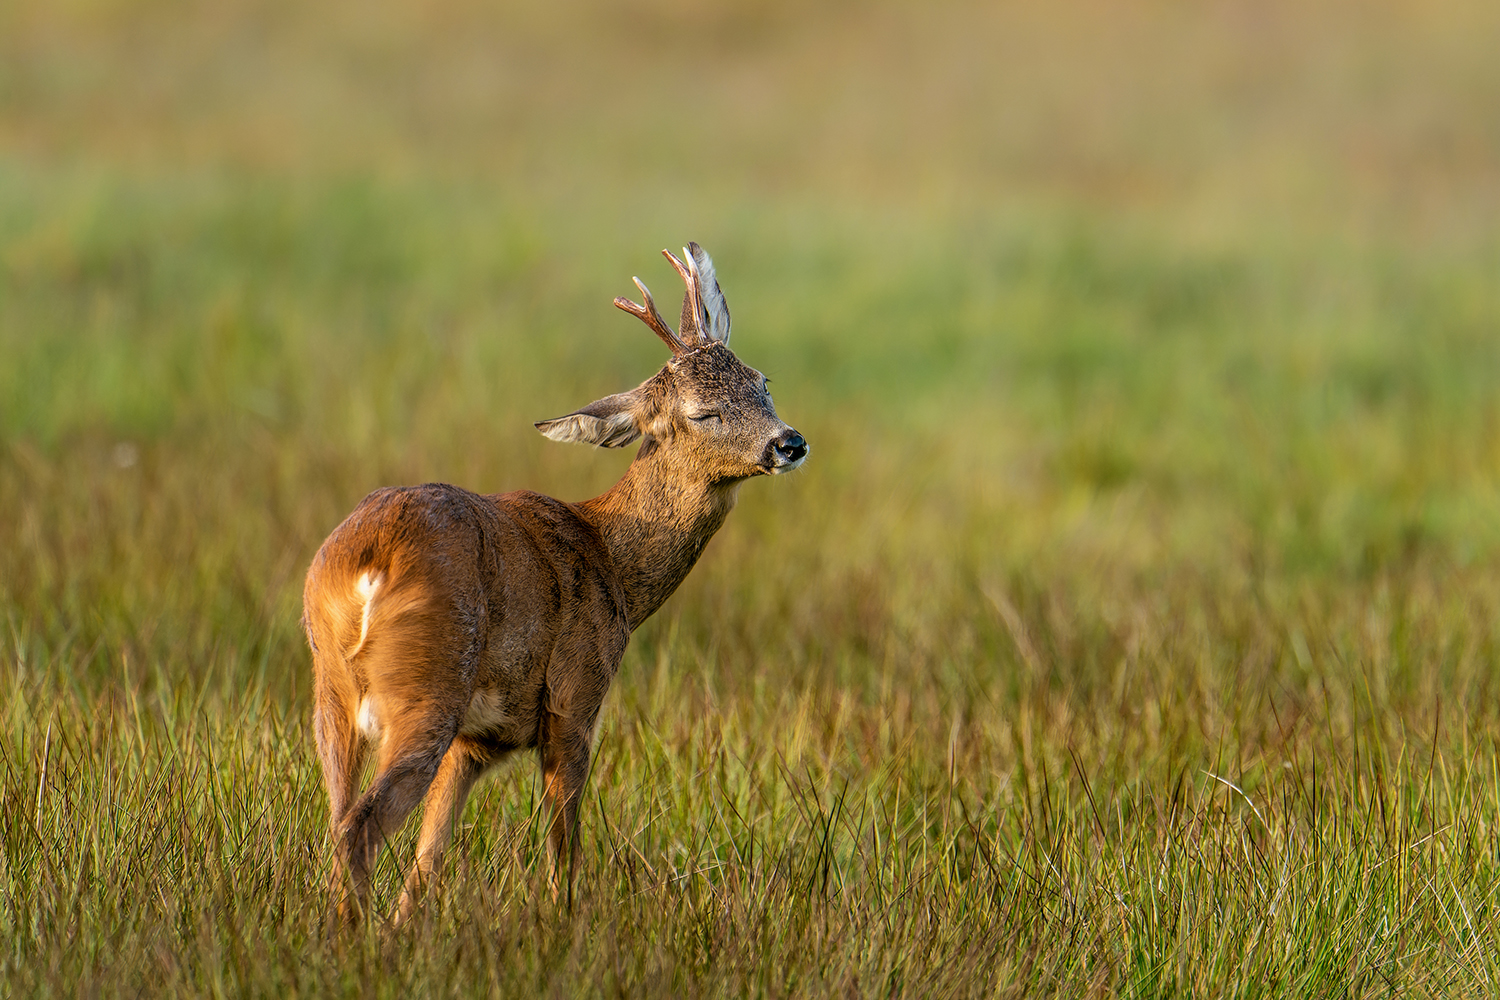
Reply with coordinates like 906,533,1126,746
535,243,808,483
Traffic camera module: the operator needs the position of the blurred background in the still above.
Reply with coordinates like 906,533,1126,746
10,4,1500,989
3,0,1500,725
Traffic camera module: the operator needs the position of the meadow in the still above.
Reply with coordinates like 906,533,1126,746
4,1,1500,995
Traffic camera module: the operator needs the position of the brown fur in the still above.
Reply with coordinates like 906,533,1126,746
303,245,807,922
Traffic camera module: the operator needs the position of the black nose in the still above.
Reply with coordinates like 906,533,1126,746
775,431,808,464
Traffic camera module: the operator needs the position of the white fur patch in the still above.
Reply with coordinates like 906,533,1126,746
460,687,512,737
773,451,808,473
356,695,382,740
348,570,382,659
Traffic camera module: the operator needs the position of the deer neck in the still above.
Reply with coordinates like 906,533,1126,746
577,450,740,631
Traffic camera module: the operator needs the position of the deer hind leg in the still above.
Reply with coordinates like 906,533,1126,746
335,701,465,921
313,663,369,891
326,570,487,923
394,737,487,925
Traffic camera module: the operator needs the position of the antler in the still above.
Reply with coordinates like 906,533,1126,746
616,244,729,354
614,276,688,356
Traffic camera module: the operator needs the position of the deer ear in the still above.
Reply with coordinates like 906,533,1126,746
686,243,730,345
535,391,643,448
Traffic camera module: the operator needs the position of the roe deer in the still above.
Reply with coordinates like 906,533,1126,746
303,243,808,921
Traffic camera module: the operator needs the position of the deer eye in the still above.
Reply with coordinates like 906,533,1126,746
689,411,722,425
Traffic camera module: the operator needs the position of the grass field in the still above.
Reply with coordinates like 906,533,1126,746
5,1,1500,995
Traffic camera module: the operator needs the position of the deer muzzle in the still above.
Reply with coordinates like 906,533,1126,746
766,429,809,473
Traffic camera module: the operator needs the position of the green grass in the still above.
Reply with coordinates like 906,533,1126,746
6,1,1500,996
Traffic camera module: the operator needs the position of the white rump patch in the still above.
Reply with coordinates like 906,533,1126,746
356,695,382,740
460,687,512,737
348,569,382,659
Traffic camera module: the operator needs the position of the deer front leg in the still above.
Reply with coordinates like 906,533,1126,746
539,713,597,907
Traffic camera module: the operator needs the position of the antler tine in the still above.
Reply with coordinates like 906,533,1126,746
614,276,688,356
662,248,705,347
